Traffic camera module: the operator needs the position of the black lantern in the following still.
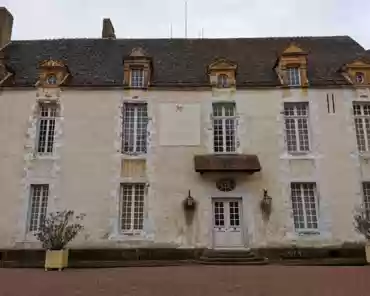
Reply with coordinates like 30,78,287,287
260,189,272,219
183,190,196,210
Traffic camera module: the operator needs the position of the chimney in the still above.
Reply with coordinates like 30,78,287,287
102,18,116,39
0,7,13,50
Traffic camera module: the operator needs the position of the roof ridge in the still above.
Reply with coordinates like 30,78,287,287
10,35,353,43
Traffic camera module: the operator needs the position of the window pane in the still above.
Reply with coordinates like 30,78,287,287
122,103,148,154
287,68,301,86
214,202,225,227
130,69,144,88
229,201,240,227
291,183,318,230
29,185,49,232
212,103,236,153
363,183,370,218
120,183,145,231
217,74,229,88
353,103,370,152
284,103,309,153
37,104,57,154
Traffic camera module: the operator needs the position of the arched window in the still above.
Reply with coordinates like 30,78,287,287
217,74,229,88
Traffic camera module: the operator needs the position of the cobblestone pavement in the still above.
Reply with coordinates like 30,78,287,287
0,265,369,296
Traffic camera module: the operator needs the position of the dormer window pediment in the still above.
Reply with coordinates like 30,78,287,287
123,47,152,89
275,43,309,87
37,59,70,88
208,58,237,89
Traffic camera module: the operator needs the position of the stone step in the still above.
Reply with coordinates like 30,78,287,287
202,250,256,259
197,259,269,266
199,256,266,263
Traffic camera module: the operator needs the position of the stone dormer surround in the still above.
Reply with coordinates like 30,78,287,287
123,47,152,89
341,56,370,87
36,59,71,88
275,43,309,87
208,58,237,89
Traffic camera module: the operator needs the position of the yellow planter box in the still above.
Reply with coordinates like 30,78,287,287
366,243,370,264
45,249,69,271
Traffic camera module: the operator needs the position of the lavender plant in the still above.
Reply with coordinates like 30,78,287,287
35,210,85,250
354,206,370,240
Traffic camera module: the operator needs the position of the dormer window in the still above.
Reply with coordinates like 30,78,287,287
130,68,145,88
208,58,237,89
287,67,301,86
37,59,70,88
356,72,365,84
341,56,370,86
275,43,308,87
217,74,229,88
123,48,152,89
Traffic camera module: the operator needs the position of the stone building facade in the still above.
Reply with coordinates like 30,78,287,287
1,7,370,250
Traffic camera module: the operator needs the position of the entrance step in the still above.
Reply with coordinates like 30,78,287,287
200,249,268,265
202,249,256,259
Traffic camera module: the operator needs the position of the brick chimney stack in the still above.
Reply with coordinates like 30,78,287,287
102,18,116,39
0,7,13,50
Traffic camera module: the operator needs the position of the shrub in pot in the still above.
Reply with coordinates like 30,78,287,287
35,210,84,270
353,206,370,263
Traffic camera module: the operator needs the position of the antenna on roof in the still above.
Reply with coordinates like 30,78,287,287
201,28,204,39
184,0,188,38
170,23,173,39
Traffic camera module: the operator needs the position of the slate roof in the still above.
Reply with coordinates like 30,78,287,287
2,36,366,87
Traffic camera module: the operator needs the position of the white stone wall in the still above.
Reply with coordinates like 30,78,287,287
0,87,368,249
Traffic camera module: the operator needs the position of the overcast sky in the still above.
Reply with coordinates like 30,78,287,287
2,0,370,49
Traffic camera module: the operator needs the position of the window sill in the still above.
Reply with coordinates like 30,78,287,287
121,154,147,160
285,230,332,241
33,154,58,160
296,230,320,236
280,152,316,160
108,232,149,241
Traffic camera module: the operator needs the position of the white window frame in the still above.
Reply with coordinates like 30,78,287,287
130,68,145,88
119,183,145,233
212,102,237,153
122,103,148,155
284,102,310,154
37,103,57,155
217,74,229,88
28,184,49,232
287,67,301,86
290,182,319,232
353,103,370,153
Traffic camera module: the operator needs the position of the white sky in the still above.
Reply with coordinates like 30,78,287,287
2,0,370,49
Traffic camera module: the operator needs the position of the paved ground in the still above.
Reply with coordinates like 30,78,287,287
0,265,369,296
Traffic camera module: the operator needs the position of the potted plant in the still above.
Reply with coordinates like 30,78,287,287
353,206,370,263
35,210,84,271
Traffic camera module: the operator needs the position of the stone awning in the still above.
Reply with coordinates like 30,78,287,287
193,154,261,173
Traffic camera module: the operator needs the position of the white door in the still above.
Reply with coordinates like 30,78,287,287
212,199,244,248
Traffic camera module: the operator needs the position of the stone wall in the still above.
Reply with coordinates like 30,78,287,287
0,87,367,249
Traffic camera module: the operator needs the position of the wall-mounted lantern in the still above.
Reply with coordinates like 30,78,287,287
183,190,196,211
183,190,197,225
260,189,272,219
